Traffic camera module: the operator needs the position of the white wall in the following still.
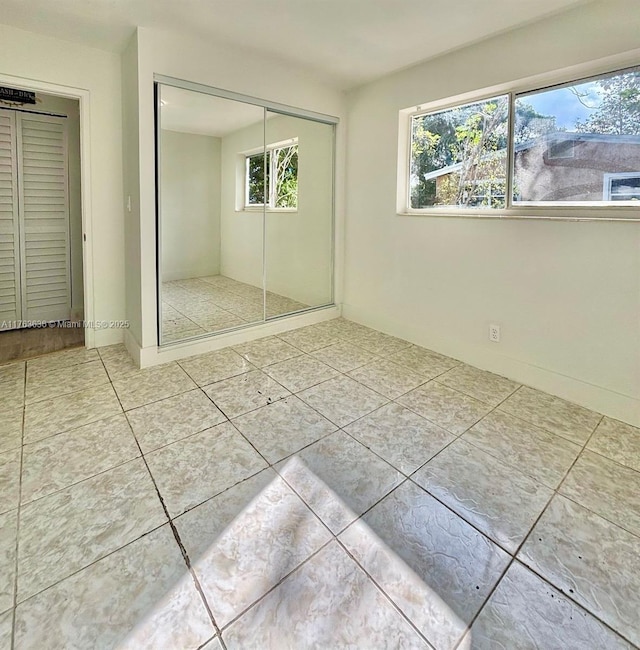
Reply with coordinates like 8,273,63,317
0,24,125,346
344,0,640,426
220,114,333,306
129,27,345,349
160,129,221,281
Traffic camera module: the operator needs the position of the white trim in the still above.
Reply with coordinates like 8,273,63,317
0,73,95,347
135,305,340,367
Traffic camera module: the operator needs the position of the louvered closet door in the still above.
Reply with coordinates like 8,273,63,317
0,111,21,329
17,113,71,322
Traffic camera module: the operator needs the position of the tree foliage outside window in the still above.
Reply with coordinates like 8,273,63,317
409,66,640,209
246,144,298,209
410,96,509,208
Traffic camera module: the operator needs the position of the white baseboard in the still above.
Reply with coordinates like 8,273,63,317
342,304,640,428
128,305,341,369
90,327,125,349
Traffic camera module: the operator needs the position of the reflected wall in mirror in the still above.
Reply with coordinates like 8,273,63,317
265,111,334,319
156,79,336,345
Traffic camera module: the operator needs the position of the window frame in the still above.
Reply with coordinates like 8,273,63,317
398,59,640,221
243,138,298,212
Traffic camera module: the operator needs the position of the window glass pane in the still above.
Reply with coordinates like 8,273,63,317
514,67,640,203
247,151,269,205
410,95,508,209
273,144,298,208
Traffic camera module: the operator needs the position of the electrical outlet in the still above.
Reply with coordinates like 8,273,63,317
489,324,500,342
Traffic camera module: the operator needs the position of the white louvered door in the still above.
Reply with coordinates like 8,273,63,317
0,111,22,328
16,113,71,324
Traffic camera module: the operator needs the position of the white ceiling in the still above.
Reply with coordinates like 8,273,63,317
160,86,265,137
0,0,591,88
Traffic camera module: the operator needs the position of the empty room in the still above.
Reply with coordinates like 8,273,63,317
0,0,639,648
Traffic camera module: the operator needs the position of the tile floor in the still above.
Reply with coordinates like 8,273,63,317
0,318,639,649
161,276,308,342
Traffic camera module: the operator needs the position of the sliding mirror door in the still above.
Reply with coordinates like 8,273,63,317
156,78,337,345
264,111,334,318
157,84,265,343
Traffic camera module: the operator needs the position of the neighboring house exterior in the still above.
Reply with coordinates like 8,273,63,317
514,133,640,202
423,132,640,205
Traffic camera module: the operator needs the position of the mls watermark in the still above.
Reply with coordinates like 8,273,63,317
0,320,130,330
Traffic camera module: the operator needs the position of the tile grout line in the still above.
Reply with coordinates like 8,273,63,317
7,322,635,646
9,361,27,650
106,364,227,648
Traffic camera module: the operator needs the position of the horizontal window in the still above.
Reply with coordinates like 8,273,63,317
245,141,298,210
406,65,640,212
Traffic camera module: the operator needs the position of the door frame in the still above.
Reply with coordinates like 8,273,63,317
0,73,95,347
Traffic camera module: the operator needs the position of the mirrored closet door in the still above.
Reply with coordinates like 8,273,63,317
155,77,336,345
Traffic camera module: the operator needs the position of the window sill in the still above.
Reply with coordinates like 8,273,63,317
397,205,640,222
237,208,299,214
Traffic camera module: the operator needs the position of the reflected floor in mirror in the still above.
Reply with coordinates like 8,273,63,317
161,275,309,342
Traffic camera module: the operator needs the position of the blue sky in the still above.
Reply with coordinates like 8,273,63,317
521,81,601,131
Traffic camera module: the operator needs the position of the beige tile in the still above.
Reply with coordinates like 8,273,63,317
310,341,378,373
0,609,11,648
263,355,338,393
178,348,254,387
398,381,492,435
587,416,640,472
297,375,388,428
276,431,403,533
345,402,455,475
413,439,553,553
25,359,109,404
14,525,213,650
203,370,290,419
175,469,277,558
145,422,267,518
386,344,459,378
233,336,301,368
0,448,20,515
437,364,520,406
23,384,121,444
0,407,22,454
348,357,426,399
223,541,429,650
97,343,138,380
232,396,336,464
519,495,640,646
320,318,377,340
470,561,632,650
340,482,509,650
26,347,99,373
278,324,341,353
346,329,411,356
498,386,602,445
17,458,166,601
21,414,140,503
0,360,25,384
0,378,25,416
0,509,18,614
177,473,331,627
126,389,226,453
112,363,196,411
560,450,640,536
464,410,581,488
